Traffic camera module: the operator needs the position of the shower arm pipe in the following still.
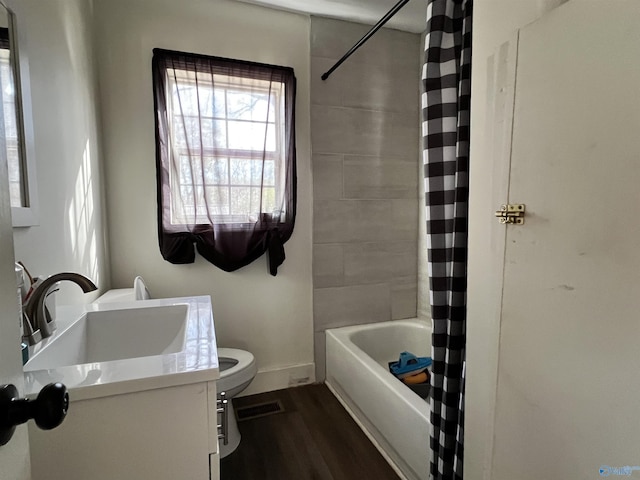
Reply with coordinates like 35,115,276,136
321,0,413,81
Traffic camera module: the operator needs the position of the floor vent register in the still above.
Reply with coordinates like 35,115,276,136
235,400,285,421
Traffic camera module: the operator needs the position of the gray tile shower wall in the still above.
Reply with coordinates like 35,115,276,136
311,17,422,380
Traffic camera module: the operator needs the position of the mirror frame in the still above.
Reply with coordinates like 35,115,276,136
2,0,38,227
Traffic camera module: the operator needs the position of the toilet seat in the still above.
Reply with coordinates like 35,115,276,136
216,348,257,395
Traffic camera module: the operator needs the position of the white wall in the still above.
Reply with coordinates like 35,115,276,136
466,0,568,478
93,0,314,394
12,0,110,305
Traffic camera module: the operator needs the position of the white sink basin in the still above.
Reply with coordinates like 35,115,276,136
24,304,189,371
23,296,219,402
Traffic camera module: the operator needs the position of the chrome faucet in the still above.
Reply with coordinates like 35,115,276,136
23,273,97,344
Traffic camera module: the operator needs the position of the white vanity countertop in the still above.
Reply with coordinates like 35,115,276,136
23,296,219,402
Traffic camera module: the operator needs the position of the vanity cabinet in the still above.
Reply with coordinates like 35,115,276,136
23,296,220,479
28,381,220,480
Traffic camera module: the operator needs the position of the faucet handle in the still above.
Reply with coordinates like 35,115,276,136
22,313,42,346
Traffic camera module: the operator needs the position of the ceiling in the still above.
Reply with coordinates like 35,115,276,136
235,0,427,33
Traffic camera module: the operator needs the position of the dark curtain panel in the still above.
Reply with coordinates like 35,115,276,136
0,28,9,49
422,0,472,478
152,49,297,275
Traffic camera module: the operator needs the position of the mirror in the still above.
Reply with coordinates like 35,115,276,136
0,0,38,227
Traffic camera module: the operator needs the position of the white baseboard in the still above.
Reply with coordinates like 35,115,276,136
237,363,316,397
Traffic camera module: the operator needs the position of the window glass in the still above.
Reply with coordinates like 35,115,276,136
166,68,285,224
0,47,22,207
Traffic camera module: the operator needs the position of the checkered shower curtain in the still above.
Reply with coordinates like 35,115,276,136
422,0,472,478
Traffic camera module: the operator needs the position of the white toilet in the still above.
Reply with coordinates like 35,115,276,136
92,276,151,303
216,348,257,458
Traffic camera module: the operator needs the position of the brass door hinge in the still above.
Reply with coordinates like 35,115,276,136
495,204,525,225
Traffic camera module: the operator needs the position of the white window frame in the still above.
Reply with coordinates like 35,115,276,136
165,70,286,227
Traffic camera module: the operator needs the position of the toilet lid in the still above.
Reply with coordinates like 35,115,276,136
133,276,151,300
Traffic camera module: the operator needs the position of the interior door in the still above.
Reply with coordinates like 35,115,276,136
490,1,640,479
0,128,30,478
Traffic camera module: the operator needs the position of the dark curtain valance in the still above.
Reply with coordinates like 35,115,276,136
152,48,297,275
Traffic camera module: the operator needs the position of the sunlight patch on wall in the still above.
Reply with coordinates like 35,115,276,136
68,139,99,285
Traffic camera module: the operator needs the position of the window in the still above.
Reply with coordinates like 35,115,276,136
0,9,40,228
0,32,22,207
152,49,297,275
167,68,282,224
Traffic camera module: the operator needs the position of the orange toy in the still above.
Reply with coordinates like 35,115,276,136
403,371,429,385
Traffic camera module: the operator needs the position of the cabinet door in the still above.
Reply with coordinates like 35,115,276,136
29,384,211,480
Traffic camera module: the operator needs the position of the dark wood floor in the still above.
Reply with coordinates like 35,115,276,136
220,383,401,480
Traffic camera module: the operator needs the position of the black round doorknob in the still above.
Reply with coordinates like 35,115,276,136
1,382,69,446
30,383,69,430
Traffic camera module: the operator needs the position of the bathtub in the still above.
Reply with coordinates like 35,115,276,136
325,319,431,480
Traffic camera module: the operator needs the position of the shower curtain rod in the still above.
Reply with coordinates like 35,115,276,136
321,0,413,81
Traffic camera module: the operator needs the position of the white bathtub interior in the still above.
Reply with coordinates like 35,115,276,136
325,319,431,480
350,325,431,370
